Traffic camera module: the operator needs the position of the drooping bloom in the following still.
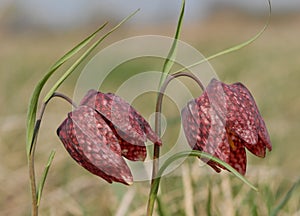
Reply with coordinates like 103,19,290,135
181,79,272,175
57,90,161,185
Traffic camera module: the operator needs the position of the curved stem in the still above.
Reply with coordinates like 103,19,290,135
147,72,204,216
28,92,76,216
51,92,78,108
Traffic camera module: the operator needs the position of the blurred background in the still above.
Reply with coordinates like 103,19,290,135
1,0,300,215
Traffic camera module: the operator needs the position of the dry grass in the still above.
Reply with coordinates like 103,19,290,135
0,11,300,215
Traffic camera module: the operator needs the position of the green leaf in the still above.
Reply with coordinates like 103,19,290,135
206,181,212,216
26,22,108,156
156,196,168,216
161,151,257,190
174,0,271,73
151,150,257,193
270,178,300,216
147,150,257,216
43,9,140,102
158,0,185,88
37,150,56,206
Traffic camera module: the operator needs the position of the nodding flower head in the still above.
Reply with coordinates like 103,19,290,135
57,90,161,185
181,79,272,175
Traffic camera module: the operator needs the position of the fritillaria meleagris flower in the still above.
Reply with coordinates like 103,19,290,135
181,79,272,175
57,90,161,185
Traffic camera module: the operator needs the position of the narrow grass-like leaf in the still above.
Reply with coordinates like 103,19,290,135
43,9,140,102
156,196,168,216
206,181,212,216
263,185,275,215
270,178,300,216
162,151,257,190
158,0,185,88
37,150,56,206
147,150,257,216
26,22,107,156
174,0,271,73
251,204,258,216
248,190,258,216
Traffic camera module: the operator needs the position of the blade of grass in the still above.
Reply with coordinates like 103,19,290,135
43,9,140,102
26,22,108,156
148,150,257,216
37,150,56,206
206,181,212,216
153,150,257,192
157,196,168,216
174,0,271,73
158,0,185,88
270,178,300,216
263,185,275,215
172,151,258,190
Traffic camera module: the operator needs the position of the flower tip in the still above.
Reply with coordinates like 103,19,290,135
267,144,272,152
120,175,133,186
155,140,162,146
126,180,134,186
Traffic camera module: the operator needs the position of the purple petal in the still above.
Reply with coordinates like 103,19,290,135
181,99,202,150
105,120,147,161
244,137,266,157
202,134,247,175
81,90,149,161
118,140,147,161
257,118,272,151
207,79,258,144
231,82,272,150
57,106,133,185
80,90,161,146
182,92,231,167
228,135,247,175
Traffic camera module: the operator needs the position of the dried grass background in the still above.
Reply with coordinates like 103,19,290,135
0,10,300,215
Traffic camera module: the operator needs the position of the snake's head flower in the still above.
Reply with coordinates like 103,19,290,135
57,90,161,185
182,78,272,175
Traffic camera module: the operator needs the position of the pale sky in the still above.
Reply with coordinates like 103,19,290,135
1,0,300,29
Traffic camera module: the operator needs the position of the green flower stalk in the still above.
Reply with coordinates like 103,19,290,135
25,1,273,215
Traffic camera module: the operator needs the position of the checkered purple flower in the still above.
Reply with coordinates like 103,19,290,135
57,90,161,185
182,79,272,175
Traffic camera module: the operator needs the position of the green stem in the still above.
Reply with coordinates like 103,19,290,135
28,98,50,216
28,154,38,216
147,72,204,216
28,93,76,215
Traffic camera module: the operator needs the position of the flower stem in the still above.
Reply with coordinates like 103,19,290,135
28,154,38,216
28,92,76,215
147,72,204,216
52,92,78,108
